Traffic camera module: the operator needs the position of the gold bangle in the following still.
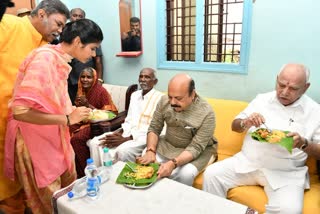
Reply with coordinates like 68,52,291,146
98,78,104,83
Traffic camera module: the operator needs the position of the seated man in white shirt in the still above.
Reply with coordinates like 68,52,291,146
202,63,320,214
87,68,163,164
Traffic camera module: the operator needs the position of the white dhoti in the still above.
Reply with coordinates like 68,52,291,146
141,149,199,186
202,157,304,214
87,132,147,166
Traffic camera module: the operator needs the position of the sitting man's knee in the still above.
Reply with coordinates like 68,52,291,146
173,164,198,186
203,163,224,178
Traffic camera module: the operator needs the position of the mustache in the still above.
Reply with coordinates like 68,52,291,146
171,104,181,108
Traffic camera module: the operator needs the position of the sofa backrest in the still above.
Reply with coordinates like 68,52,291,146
206,98,248,161
103,84,130,112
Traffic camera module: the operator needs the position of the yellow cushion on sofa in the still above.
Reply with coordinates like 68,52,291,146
228,175,320,214
193,99,248,190
205,98,247,157
228,186,267,213
303,175,320,213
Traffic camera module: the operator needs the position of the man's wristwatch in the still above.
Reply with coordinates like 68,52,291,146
300,139,309,150
240,119,247,130
170,158,178,169
146,148,156,154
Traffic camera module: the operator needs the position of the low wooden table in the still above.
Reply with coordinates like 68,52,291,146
52,161,256,214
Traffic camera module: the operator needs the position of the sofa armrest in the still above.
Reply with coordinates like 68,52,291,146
101,111,127,132
125,84,138,111
90,111,127,137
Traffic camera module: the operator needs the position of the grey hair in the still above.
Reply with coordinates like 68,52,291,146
140,67,157,80
70,8,86,18
81,67,94,74
30,0,70,19
278,64,310,84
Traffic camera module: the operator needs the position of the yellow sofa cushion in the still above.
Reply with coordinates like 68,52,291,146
205,98,247,158
228,174,320,213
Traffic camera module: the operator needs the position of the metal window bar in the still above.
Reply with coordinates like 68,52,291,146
166,0,242,63
166,0,196,61
204,0,243,63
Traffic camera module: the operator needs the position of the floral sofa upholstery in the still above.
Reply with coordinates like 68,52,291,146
192,98,320,214
103,84,137,112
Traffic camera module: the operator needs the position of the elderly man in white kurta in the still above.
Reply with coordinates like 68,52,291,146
203,64,320,214
88,68,163,163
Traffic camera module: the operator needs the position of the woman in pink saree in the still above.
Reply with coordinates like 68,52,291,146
4,19,103,214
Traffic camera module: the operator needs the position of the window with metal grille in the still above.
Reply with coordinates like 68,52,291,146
166,0,196,61
157,0,252,73
204,0,243,63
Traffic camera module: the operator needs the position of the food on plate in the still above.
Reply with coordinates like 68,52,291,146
253,128,287,143
256,128,270,139
267,130,286,143
124,165,155,180
89,110,115,120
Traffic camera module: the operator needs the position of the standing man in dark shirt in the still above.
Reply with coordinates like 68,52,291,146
121,17,141,51
68,8,104,104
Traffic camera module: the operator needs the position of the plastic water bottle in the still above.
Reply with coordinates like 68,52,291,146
67,177,87,200
84,158,100,199
97,147,113,184
103,147,113,168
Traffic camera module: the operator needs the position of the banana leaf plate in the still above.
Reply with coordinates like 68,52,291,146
116,162,159,188
251,128,294,153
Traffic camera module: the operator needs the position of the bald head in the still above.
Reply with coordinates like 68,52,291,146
276,63,310,106
168,73,195,112
169,73,195,94
278,63,309,84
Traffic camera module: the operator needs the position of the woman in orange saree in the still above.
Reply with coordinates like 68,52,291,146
4,19,103,214
70,67,117,177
